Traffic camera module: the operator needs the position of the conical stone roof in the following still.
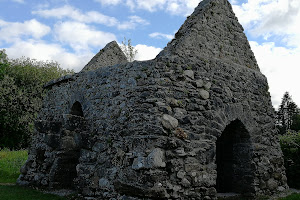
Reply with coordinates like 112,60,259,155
158,0,259,71
82,41,127,71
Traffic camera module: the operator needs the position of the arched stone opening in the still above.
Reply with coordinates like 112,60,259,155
216,119,254,194
70,101,84,117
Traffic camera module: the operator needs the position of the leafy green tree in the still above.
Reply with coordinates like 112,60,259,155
280,131,300,189
0,49,74,149
120,37,138,62
291,114,300,132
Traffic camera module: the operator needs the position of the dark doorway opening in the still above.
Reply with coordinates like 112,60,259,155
52,151,80,189
70,101,84,117
216,120,254,194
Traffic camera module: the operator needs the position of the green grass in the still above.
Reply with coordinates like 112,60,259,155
0,149,28,183
279,193,300,200
0,185,67,200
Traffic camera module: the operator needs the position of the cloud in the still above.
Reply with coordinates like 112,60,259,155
95,0,201,16
54,21,116,51
11,0,25,3
250,41,300,109
5,40,93,72
232,0,300,47
149,32,173,40
33,5,149,30
94,0,121,6
32,5,118,27
0,19,50,43
134,44,162,61
117,16,149,30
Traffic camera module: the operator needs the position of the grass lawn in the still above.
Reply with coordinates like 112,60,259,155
0,185,67,200
279,193,300,200
0,149,28,183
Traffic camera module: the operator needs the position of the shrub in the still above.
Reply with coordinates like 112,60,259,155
0,50,74,149
279,131,300,189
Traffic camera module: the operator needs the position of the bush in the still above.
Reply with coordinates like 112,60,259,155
279,131,300,189
0,49,74,149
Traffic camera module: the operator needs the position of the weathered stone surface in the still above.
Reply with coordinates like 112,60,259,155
82,41,127,71
183,70,194,79
161,114,178,130
18,0,288,199
200,89,210,99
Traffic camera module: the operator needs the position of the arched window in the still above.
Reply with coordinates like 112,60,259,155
70,101,84,117
216,119,254,194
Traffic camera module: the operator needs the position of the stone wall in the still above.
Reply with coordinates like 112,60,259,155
18,0,288,199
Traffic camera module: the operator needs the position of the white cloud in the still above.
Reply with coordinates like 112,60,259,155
95,0,201,16
5,40,93,72
149,32,173,40
166,0,200,16
134,44,162,61
94,0,121,6
11,0,25,3
117,16,149,30
0,19,50,43
54,21,116,51
32,5,118,27
232,0,300,47
250,41,300,109
33,5,148,30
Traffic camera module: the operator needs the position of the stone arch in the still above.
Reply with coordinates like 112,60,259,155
216,119,254,194
70,101,84,117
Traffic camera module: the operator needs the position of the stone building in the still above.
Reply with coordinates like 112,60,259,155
18,0,288,199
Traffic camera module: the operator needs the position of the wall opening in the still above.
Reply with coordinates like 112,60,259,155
70,101,84,117
216,119,254,194
52,151,80,189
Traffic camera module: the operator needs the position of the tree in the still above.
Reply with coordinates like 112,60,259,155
120,37,138,62
291,114,300,132
276,92,299,134
0,50,74,149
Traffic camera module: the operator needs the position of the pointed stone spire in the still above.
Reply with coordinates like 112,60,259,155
82,41,127,71
157,0,259,71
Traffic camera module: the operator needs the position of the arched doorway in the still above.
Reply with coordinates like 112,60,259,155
216,120,254,194
70,101,84,117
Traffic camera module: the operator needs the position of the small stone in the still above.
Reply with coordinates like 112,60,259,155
195,79,204,88
146,148,166,168
184,70,194,79
278,186,285,192
99,178,110,189
204,82,212,90
132,156,145,170
162,114,178,130
181,178,191,187
199,89,210,99
177,170,186,179
267,178,278,191
175,148,187,157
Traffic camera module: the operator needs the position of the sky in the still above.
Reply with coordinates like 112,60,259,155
0,0,299,109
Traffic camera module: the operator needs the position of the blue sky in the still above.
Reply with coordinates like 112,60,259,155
0,0,300,109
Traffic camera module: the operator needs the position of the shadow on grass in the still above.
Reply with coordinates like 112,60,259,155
0,185,68,200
